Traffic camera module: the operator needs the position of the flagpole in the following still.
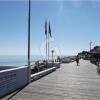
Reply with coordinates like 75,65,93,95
46,32,47,61
45,31,48,68
45,19,47,62
28,0,31,83
48,28,49,62
48,21,52,63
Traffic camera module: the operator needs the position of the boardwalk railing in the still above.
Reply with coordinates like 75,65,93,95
0,66,28,98
0,62,60,98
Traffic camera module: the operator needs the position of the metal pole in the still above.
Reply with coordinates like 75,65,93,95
45,19,48,67
90,41,92,52
52,50,54,66
28,0,31,83
45,20,47,62
48,30,49,62
46,32,47,66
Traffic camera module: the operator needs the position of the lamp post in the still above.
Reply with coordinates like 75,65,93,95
89,41,92,52
51,50,54,67
27,0,31,83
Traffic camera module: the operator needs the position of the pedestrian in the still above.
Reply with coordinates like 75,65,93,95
96,57,99,67
76,55,79,66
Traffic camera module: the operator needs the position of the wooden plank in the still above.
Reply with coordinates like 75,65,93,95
2,60,100,100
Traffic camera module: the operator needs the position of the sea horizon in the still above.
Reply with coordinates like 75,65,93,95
0,55,64,66
0,55,45,66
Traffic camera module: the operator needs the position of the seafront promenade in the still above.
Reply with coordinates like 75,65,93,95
2,59,100,100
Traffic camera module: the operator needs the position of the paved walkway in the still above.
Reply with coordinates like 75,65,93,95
2,60,100,100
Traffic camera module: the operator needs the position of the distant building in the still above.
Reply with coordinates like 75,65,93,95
90,46,100,66
78,51,90,59
90,46,100,53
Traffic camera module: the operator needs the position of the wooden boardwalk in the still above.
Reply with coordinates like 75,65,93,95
2,60,100,100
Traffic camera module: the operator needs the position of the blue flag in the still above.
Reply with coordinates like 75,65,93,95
45,19,47,35
49,22,52,37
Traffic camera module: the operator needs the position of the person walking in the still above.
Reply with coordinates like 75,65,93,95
76,55,79,66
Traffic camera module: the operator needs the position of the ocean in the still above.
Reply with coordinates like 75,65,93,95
0,55,45,66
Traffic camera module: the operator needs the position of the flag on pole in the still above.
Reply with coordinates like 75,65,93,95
45,19,47,35
48,22,52,37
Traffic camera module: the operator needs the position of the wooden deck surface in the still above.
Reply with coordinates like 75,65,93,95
2,60,100,100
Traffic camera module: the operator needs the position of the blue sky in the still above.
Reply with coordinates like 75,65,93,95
0,0,100,56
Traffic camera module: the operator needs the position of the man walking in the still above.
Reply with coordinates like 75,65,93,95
76,55,79,66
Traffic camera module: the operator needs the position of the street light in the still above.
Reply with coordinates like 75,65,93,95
27,0,31,83
51,50,54,67
89,41,92,52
